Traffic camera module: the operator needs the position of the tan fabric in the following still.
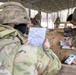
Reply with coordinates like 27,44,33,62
0,25,25,44
0,25,61,75
0,2,31,24
0,45,61,75
35,13,41,20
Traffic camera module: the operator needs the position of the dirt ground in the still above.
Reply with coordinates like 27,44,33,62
46,29,76,63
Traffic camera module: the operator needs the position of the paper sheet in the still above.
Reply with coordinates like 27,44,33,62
60,40,67,46
27,27,46,47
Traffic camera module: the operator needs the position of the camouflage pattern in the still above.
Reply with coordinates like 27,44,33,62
0,44,61,75
31,13,42,27
0,25,25,44
0,25,61,75
0,2,31,24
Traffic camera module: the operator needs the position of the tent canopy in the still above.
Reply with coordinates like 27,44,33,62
0,0,76,13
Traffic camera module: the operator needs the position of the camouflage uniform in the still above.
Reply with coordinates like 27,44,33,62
0,45,61,75
31,13,42,27
54,17,60,29
0,25,61,75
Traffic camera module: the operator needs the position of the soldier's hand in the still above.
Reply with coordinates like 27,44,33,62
43,38,50,48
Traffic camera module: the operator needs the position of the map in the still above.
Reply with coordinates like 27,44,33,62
27,27,46,47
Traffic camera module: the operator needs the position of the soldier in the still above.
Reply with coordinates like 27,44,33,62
31,13,42,27
54,17,60,29
66,9,76,47
0,35,61,75
67,9,76,25
0,2,61,75
0,2,33,35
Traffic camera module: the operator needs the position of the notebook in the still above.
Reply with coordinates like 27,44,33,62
27,27,46,47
